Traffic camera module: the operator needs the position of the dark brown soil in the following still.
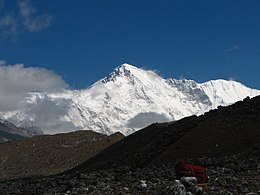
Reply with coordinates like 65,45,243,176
0,130,124,180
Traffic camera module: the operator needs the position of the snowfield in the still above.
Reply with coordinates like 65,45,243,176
1,63,260,135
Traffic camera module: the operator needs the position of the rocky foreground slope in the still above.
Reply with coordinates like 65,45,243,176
0,96,259,194
0,149,258,194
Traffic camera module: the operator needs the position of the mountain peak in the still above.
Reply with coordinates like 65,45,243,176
101,63,139,83
120,63,137,69
116,63,139,74
1,63,260,136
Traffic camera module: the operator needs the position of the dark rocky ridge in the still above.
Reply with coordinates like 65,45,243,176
69,96,260,174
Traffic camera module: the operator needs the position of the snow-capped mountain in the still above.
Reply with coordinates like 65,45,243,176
0,63,259,135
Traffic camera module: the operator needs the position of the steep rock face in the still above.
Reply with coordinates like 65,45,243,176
0,63,259,135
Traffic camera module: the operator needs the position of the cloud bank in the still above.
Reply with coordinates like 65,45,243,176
21,96,77,134
0,61,68,111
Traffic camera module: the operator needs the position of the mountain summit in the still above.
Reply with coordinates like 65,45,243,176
101,63,138,83
0,63,259,135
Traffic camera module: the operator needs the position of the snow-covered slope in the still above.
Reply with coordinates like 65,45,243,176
0,63,259,135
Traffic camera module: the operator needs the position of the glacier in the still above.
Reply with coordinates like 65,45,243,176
0,63,259,135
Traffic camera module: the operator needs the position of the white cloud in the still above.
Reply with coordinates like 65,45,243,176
19,0,36,17
21,97,77,134
18,0,52,32
0,62,68,111
0,0,52,40
0,60,6,65
0,14,17,40
224,45,241,54
228,77,237,81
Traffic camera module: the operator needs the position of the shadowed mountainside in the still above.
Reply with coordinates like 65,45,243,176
0,121,31,142
68,95,260,174
0,130,124,180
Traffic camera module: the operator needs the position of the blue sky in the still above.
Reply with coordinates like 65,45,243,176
0,0,260,90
